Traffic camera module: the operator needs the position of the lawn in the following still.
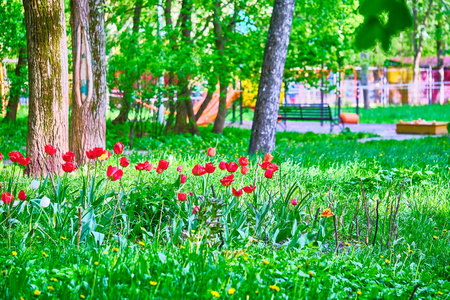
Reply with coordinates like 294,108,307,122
0,113,450,299
232,104,450,124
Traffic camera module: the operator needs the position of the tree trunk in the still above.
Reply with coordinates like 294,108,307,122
436,23,444,105
5,47,26,121
172,0,199,135
111,0,143,125
360,52,370,109
69,0,107,165
195,91,212,121
248,0,296,154
212,0,228,134
23,0,69,176
212,82,227,133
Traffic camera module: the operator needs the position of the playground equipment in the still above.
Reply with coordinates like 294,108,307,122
194,89,240,126
397,119,448,135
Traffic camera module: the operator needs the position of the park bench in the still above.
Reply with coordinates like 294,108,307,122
278,103,342,132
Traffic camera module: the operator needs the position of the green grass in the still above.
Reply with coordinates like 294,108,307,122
1,111,450,299
228,104,450,124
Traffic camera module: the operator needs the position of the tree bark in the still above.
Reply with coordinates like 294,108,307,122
195,91,212,121
5,47,27,121
69,0,107,165
23,0,69,176
360,52,370,109
212,1,227,134
111,0,143,125
171,0,199,135
412,0,433,104
248,0,296,154
436,22,444,105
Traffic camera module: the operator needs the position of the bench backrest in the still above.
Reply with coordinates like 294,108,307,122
278,103,333,120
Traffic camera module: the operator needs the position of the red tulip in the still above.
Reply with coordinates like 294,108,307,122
205,162,216,174
120,157,130,167
18,156,30,166
18,190,27,201
44,144,57,156
92,147,104,158
0,152,3,161
192,164,206,176
263,153,274,162
113,142,124,155
220,174,234,186
189,191,194,196
232,187,243,197
62,151,74,162
243,185,256,193
241,166,250,175
1,192,14,204
177,192,187,201
9,151,23,163
136,161,152,171
177,165,183,172
193,206,200,214
207,147,216,157
86,150,96,160
291,198,298,206
226,162,238,173
156,167,163,174
269,163,279,172
158,160,169,170
107,165,123,181
180,174,187,184
62,162,76,173
238,157,249,167
264,168,274,179
259,161,272,170
218,161,227,170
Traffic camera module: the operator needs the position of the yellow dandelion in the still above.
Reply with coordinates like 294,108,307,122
47,286,54,291
380,255,384,258
211,290,220,297
385,259,390,264
228,288,236,295
42,252,48,258
255,291,259,294
80,295,86,299
50,278,58,282
263,259,269,265
61,236,66,240
433,236,438,240
20,297,24,300
180,245,186,249
438,291,443,295
409,250,414,254
357,290,362,295
103,251,107,255
34,290,41,296
297,265,301,269
243,257,248,262
434,227,438,229
380,154,383,157
12,251,17,256
191,230,195,233
150,281,157,286
94,261,99,266
113,247,119,252
269,285,280,292
139,241,145,246
444,229,448,233
345,242,350,246
308,271,315,276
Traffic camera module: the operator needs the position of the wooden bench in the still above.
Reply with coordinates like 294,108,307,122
278,103,341,132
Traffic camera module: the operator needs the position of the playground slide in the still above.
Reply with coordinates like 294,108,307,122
195,89,240,126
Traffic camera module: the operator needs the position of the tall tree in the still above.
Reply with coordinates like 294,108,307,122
70,0,107,164
23,0,69,175
111,0,143,125
248,0,296,154
360,51,370,109
0,0,28,121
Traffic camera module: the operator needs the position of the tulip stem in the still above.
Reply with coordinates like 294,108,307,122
8,203,11,249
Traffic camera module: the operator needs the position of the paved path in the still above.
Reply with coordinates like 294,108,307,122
225,121,443,142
